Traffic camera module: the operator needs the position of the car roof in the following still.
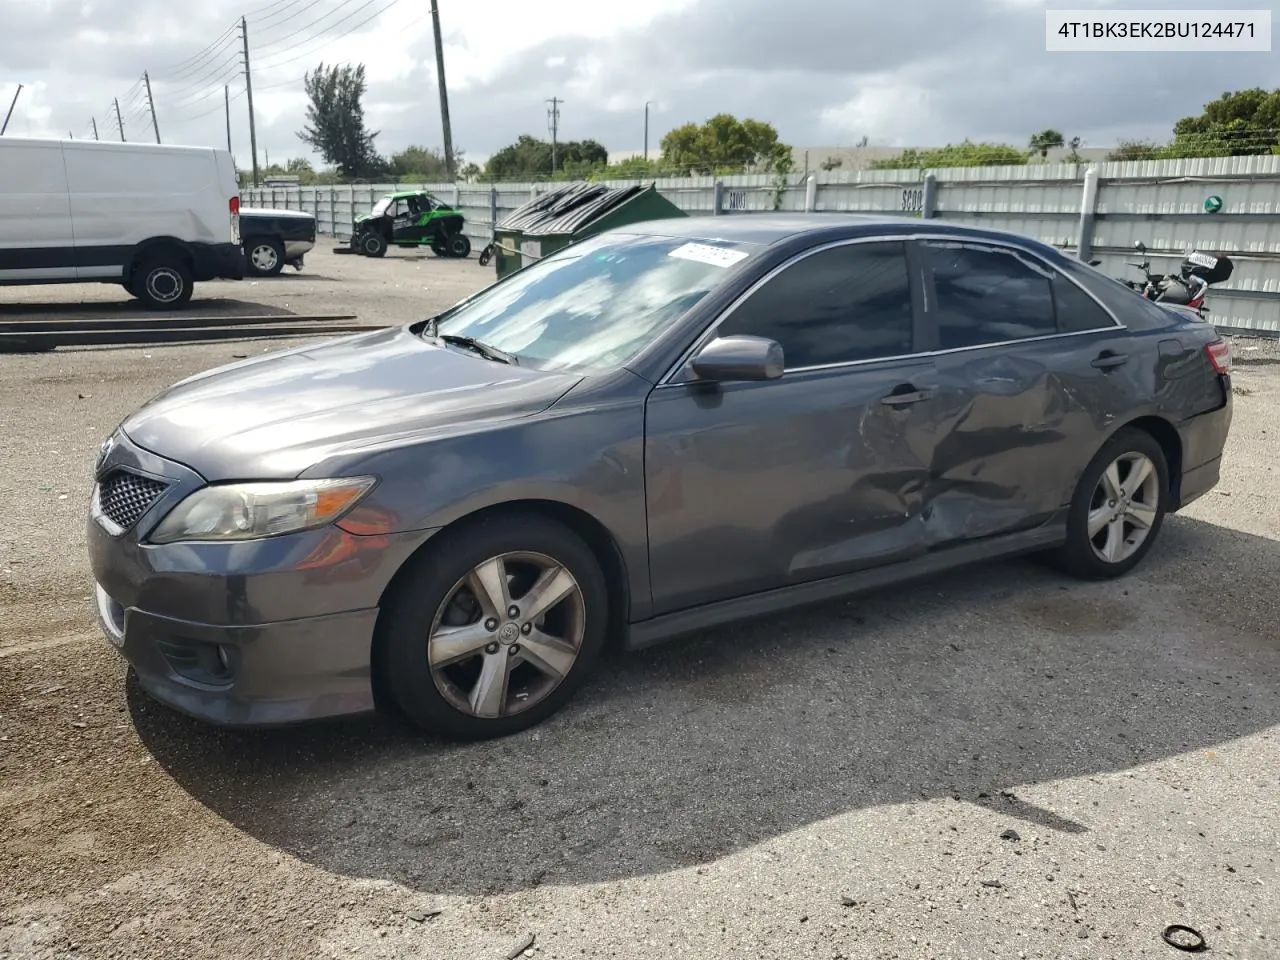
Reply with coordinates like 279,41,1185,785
621,213,1065,255
387,190,434,199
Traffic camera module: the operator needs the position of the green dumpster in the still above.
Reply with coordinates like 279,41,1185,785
492,181,687,279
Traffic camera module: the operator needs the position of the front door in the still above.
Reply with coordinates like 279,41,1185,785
919,238,1133,542
389,199,418,243
644,239,941,615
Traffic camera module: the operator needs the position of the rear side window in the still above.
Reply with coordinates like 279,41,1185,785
717,241,914,368
923,241,1057,349
1053,276,1117,332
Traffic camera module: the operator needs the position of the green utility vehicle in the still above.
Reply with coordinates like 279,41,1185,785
350,190,471,258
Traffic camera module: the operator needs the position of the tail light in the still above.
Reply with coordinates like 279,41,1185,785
1205,339,1232,375
229,196,240,215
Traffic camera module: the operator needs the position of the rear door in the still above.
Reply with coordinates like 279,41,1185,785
643,238,941,614
919,238,1133,542
0,139,75,282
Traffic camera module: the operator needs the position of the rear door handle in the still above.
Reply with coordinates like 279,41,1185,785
881,388,934,406
1091,351,1129,370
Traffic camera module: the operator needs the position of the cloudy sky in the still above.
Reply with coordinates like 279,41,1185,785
3,0,1278,168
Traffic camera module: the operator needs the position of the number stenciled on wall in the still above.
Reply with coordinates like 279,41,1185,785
725,190,750,211
901,188,924,214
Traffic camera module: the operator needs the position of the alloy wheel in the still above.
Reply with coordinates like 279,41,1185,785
250,243,279,272
1087,452,1160,564
427,551,585,719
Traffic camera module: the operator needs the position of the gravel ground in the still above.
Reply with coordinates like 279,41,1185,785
2,247,1279,960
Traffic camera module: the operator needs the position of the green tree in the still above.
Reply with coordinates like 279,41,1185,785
1028,128,1065,159
296,62,384,179
869,140,1028,169
659,113,793,175
389,145,450,179
1106,139,1164,162
1170,88,1280,156
484,135,608,179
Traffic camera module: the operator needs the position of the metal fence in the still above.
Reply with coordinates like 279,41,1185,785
243,155,1280,336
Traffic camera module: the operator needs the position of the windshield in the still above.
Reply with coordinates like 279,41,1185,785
371,196,392,217
433,233,756,372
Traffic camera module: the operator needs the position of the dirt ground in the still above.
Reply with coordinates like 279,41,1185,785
2,246,1279,960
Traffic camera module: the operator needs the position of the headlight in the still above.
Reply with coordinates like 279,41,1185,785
148,477,376,544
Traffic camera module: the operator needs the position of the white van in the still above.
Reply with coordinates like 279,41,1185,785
0,137,244,309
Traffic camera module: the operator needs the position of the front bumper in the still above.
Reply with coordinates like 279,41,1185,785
87,431,433,726
94,585,380,726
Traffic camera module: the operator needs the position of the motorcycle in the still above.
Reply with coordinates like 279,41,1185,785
1120,241,1233,319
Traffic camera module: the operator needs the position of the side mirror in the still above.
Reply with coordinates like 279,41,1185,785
690,335,784,382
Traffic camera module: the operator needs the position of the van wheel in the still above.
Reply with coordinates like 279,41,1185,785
377,513,609,740
135,256,193,310
246,238,285,277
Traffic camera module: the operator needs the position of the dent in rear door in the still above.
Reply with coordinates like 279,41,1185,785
919,239,1131,542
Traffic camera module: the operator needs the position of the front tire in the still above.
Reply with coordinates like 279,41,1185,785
133,256,193,310
448,234,472,258
1054,427,1168,580
361,232,387,258
378,513,609,740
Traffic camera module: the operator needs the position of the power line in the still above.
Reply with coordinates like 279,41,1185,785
254,0,399,53
151,21,239,79
250,0,315,31
255,6,421,73
167,88,246,125
242,0,311,19
158,50,243,104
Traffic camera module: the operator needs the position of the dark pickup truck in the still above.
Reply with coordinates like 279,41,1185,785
239,208,317,277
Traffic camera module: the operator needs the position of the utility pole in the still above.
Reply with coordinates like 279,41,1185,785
91,117,99,140
143,71,161,144
241,16,260,187
428,0,455,179
644,101,652,161
1,83,22,136
224,85,232,152
546,97,562,173
113,97,126,141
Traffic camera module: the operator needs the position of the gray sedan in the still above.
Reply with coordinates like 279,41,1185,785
88,215,1233,739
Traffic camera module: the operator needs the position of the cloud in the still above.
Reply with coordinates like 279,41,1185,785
2,0,1277,167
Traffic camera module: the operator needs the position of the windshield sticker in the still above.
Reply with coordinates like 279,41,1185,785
667,242,748,268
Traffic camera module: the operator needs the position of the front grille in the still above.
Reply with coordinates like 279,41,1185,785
98,470,169,530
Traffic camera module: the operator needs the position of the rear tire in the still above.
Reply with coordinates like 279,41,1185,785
1052,427,1168,580
377,512,609,740
246,238,285,277
133,255,193,310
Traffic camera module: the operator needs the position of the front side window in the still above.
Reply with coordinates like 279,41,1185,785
923,241,1057,349
433,234,758,373
716,241,914,368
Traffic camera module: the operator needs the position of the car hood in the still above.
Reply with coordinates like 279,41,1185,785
121,325,581,481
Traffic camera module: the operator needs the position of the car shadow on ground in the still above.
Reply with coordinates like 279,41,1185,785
133,515,1280,897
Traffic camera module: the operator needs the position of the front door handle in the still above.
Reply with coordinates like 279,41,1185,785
1091,351,1129,370
881,387,934,406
